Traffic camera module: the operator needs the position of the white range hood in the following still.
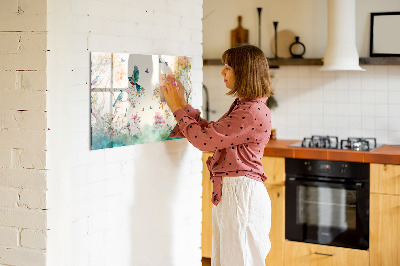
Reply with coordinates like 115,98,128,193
320,0,365,71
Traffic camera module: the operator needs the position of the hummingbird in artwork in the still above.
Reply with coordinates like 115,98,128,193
113,90,124,107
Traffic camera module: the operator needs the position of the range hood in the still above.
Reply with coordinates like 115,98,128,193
320,0,365,71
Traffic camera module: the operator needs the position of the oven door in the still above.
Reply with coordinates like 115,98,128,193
285,177,369,250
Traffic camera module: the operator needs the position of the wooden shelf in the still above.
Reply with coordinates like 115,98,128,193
359,57,400,65
203,57,400,67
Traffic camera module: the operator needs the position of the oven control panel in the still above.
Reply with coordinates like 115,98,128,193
286,158,369,180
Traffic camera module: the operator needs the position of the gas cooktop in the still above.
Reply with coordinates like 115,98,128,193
289,135,383,151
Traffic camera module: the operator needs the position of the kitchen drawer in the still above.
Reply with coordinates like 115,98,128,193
284,241,369,266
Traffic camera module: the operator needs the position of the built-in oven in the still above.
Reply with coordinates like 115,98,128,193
285,158,370,250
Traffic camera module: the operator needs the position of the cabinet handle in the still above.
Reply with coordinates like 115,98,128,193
314,252,335,257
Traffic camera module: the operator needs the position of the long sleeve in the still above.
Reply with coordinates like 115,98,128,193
168,104,211,137
173,105,257,152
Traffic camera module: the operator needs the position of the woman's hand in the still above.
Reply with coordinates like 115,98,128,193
160,75,187,113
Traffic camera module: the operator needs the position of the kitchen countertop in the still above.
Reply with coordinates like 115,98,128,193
263,139,400,165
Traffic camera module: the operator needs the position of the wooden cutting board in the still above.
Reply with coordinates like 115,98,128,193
231,16,249,48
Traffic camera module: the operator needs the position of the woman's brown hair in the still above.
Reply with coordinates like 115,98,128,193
221,44,273,99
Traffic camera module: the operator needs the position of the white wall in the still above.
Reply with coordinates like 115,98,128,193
0,0,48,265
203,0,400,145
47,0,203,266
203,0,400,58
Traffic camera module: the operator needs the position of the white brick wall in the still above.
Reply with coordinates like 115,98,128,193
47,1,203,266
0,0,48,265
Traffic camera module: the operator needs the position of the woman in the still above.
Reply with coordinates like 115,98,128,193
161,44,273,266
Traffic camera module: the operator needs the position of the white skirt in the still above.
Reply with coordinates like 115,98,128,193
212,176,271,266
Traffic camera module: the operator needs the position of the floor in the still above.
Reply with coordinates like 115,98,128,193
202,257,211,266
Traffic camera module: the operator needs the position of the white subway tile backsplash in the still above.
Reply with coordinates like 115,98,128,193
204,65,400,144
388,91,400,104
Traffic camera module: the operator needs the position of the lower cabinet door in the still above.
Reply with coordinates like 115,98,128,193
265,185,284,266
370,193,400,266
284,241,369,266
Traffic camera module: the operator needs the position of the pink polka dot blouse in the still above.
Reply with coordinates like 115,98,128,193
169,97,271,206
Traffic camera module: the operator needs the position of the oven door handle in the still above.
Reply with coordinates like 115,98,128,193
287,177,364,189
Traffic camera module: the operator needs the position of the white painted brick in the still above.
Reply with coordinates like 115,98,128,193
16,70,47,91
0,33,20,54
0,150,11,169
0,13,46,32
0,208,46,230
1,110,46,130
0,71,16,90
19,189,46,209
0,129,46,150
0,227,19,247
20,229,46,249
0,53,46,71
20,149,46,170
0,247,45,266
19,0,47,15
0,187,19,208
0,90,46,111
0,169,46,190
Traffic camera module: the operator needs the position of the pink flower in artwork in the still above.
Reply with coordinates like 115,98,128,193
128,113,141,136
154,112,165,129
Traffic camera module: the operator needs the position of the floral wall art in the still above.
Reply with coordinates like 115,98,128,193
90,52,192,150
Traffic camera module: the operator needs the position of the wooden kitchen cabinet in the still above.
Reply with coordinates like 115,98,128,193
370,163,400,266
370,193,400,266
370,163,400,195
202,152,213,258
284,241,369,266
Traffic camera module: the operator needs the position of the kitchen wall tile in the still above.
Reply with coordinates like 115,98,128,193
362,116,375,130
322,70,335,78
336,90,349,103
298,67,311,78
298,77,311,89
374,90,388,104
286,77,299,89
388,117,400,131
388,131,400,143
361,104,375,117
336,115,348,128
374,130,389,144
361,74,375,91
323,103,336,115
336,103,349,116
387,65,400,76
349,116,362,129
362,129,375,138
349,128,362,137
374,117,389,129
348,71,362,90
388,91,400,104
323,86,336,103
374,65,388,77
348,90,362,103
310,66,324,77
323,115,336,129
285,66,298,77
348,103,362,116
388,76,400,91
335,72,349,90
388,104,400,117
374,77,388,91
375,104,389,117
361,90,374,103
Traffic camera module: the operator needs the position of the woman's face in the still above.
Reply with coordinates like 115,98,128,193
220,64,235,89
